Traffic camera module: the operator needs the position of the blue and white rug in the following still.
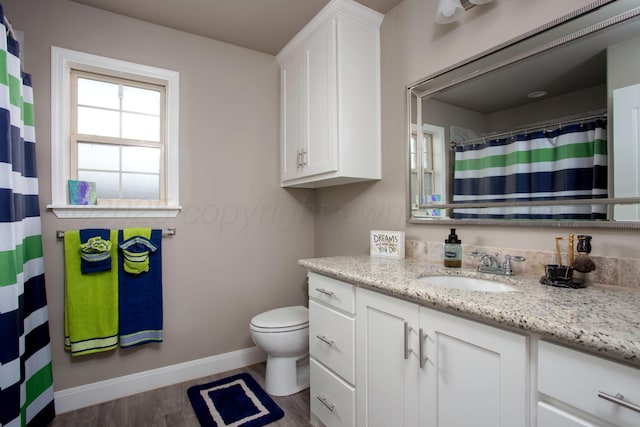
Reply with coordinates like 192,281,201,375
187,373,285,427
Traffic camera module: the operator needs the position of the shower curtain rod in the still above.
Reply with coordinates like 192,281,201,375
451,112,608,148
55,228,176,240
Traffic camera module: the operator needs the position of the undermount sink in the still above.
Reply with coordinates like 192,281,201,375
418,275,519,292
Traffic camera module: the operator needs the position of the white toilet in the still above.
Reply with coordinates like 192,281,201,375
250,305,310,396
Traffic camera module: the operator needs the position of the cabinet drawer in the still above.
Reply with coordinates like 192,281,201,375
309,299,355,384
537,402,598,427
310,358,355,427
538,341,640,427
308,272,355,314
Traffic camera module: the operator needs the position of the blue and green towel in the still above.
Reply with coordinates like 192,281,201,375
64,228,164,355
118,228,163,348
64,229,119,356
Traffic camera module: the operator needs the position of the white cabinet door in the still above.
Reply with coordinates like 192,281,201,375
280,50,304,181
304,19,338,177
356,288,420,427
613,83,640,220
419,307,528,427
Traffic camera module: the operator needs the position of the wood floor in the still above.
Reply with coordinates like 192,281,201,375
49,363,310,426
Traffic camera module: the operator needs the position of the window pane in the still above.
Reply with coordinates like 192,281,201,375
78,106,120,137
78,142,120,171
122,112,160,141
122,173,160,200
122,146,160,173
77,78,120,109
78,170,120,199
122,85,160,115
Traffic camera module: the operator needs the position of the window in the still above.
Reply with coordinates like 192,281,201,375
49,47,180,218
410,123,445,218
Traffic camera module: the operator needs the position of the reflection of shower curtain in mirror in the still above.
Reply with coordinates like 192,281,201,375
453,119,608,219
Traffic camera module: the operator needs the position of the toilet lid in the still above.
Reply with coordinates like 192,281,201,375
250,305,308,329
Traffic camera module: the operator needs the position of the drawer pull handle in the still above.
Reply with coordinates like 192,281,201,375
316,335,335,346
404,321,413,360
419,328,427,368
317,396,335,411
315,287,335,297
598,391,640,413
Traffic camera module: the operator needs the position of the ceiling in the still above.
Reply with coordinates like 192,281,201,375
68,0,403,55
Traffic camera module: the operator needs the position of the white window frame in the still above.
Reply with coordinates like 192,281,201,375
48,46,180,218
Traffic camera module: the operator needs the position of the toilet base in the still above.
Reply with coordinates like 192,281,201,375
264,353,310,396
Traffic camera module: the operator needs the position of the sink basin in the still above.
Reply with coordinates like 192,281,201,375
418,275,519,292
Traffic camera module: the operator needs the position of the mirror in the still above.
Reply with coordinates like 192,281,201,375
408,0,640,227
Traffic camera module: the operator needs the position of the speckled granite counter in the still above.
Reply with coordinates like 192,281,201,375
299,256,640,367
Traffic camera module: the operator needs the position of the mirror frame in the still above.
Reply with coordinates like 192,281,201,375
407,0,640,229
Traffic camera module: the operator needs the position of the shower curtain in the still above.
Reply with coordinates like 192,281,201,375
0,5,56,426
453,119,608,219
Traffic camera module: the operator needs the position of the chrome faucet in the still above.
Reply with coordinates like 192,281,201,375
471,251,525,276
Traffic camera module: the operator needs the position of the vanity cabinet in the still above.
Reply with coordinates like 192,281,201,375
537,340,640,427
308,272,356,427
277,0,382,188
356,287,528,427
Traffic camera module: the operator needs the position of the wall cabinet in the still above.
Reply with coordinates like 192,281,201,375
277,0,383,188
308,272,356,427
537,340,640,427
355,287,529,427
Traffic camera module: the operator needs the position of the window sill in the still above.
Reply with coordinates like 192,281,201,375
47,204,182,219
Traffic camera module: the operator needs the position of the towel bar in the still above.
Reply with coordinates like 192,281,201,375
56,228,176,240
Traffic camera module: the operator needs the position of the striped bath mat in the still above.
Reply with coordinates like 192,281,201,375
187,373,284,427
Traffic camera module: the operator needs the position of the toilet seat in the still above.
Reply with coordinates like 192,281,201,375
250,306,309,333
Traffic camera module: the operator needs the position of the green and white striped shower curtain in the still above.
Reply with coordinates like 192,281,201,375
453,119,608,219
0,5,56,426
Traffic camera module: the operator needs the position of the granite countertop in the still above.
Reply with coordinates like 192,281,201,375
299,255,640,367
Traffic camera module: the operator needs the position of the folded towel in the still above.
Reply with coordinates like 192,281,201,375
118,228,163,348
80,233,113,274
64,229,119,356
119,236,158,274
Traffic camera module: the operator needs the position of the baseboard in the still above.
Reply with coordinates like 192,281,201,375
54,346,266,414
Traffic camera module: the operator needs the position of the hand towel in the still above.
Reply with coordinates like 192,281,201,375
118,228,163,348
64,229,119,356
80,233,113,274
119,236,158,274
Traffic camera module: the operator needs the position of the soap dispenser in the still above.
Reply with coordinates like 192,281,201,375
444,228,462,268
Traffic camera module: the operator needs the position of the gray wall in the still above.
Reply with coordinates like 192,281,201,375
315,0,640,258
5,0,314,390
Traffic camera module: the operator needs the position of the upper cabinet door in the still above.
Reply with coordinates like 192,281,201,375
304,19,338,178
280,51,304,182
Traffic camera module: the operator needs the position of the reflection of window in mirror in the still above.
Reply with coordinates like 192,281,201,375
410,123,445,218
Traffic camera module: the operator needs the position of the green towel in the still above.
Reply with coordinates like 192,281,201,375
64,230,119,356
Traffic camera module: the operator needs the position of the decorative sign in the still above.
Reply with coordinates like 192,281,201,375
370,230,405,259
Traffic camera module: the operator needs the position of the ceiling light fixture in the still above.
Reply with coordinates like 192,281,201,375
435,0,494,24
435,0,465,24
